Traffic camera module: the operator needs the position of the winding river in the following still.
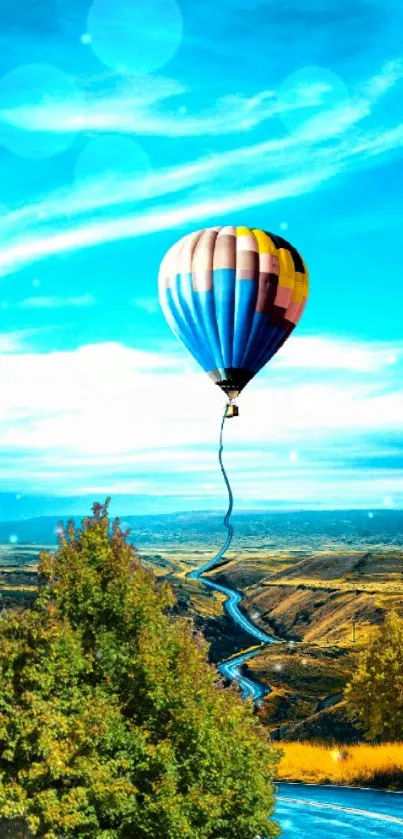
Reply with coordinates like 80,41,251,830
188,560,403,836
277,784,403,837
188,565,275,700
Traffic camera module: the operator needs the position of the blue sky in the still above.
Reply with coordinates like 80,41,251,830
0,0,403,517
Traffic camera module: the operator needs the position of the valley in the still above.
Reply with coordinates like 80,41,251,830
0,509,402,742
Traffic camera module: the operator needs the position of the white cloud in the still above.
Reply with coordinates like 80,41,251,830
0,337,402,506
131,297,160,314
16,294,96,309
0,329,46,353
363,58,403,99
273,336,401,372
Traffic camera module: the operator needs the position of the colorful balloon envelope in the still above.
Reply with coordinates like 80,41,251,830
158,225,309,401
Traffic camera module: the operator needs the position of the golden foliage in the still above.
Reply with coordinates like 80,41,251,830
276,741,403,789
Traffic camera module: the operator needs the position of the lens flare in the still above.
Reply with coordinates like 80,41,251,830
87,0,183,75
0,64,85,159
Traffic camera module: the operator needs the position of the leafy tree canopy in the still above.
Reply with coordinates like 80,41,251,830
0,500,279,839
345,611,403,741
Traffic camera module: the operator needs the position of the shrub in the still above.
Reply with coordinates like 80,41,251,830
345,611,403,740
0,500,279,839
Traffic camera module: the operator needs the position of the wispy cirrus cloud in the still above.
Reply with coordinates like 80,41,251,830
1,87,279,138
2,58,401,139
8,294,96,309
0,169,331,277
0,58,402,279
130,297,160,314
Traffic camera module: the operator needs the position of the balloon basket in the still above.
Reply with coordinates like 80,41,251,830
225,403,239,419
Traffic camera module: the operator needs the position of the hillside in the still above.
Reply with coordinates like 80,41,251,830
208,550,403,645
205,549,402,739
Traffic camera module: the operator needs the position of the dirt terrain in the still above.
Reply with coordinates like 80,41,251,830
208,550,403,645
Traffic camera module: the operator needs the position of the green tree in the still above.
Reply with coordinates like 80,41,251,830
345,611,403,740
0,500,280,839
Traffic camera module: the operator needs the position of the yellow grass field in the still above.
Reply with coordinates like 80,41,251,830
276,742,403,789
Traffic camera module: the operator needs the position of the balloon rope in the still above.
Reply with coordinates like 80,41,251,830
195,406,234,576
218,407,234,563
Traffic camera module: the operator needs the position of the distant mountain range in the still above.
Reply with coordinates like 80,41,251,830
0,509,402,550
0,492,301,524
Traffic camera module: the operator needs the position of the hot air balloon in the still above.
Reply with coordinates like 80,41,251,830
158,225,309,416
